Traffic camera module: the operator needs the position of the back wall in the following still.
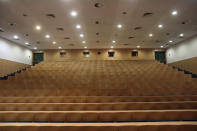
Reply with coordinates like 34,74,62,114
36,49,164,62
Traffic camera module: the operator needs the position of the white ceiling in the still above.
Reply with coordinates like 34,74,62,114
0,0,197,50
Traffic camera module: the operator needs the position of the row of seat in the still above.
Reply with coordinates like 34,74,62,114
0,96,196,103
0,110,196,122
0,61,195,97
1,88,197,96
0,101,196,111
0,122,196,131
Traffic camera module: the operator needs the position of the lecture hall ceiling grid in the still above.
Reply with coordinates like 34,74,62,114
0,0,197,50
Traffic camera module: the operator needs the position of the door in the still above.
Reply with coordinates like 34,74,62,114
33,53,44,65
155,51,166,64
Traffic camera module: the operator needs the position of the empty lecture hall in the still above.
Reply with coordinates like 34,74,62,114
0,0,197,130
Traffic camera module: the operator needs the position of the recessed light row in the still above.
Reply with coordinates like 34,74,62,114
70,10,87,48
13,10,180,50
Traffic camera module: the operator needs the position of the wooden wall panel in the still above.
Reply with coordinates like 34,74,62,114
0,59,28,77
169,57,197,74
39,49,160,62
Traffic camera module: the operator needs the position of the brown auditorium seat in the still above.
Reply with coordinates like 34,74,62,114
0,60,197,130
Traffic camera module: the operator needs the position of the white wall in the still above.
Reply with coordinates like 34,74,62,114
166,35,197,64
0,37,32,65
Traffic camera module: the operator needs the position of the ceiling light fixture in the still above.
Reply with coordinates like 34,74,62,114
76,24,81,29
149,34,153,37
35,25,41,30
137,45,140,48
34,47,37,50
160,45,164,48
70,11,77,17
25,42,29,45
13,35,19,40
117,24,122,28
169,40,173,43
53,41,56,44
111,46,114,48
58,46,62,49
172,11,178,16
45,34,50,38
82,41,86,44
179,33,184,37
80,34,84,38
158,24,163,28
112,40,116,43
84,46,87,49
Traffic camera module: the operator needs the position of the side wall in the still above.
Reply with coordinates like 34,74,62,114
39,49,162,61
0,37,32,77
166,35,197,74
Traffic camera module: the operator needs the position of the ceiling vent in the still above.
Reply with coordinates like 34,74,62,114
24,34,29,37
94,3,103,8
68,43,74,46
143,12,153,17
166,33,170,36
36,41,40,44
96,32,100,35
122,12,127,15
8,23,16,26
181,20,191,25
0,28,4,32
128,36,134,39
46,14,56,18
96,40,100,43
134,27,142,30
56,27,64,31
64,37,70,39
95,21,100,24
23,14,28,17
155,40,161,43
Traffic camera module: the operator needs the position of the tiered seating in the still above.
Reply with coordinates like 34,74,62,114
0,60,197,130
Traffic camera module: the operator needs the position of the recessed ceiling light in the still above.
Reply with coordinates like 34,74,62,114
13,35,19,40
80,34,84,38
158,24,163,28
76,24,81,29
169,40,173,43
112,40,116,43
35,25,41,30
70,11,77,17
117,24,122,28
179,33,184,37
82,41,86,44
110,46,114,48
84,46,87,49
58,46,62,49
53,41,56,44
25,42,29,45
172,11,178,16
137,45,140,48
45,34,50,38
34,47,37,50
149,34,153,37
160,45,164,48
